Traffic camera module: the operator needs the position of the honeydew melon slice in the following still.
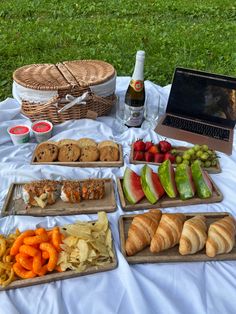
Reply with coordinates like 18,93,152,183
158,159,178,198
141,165,165,204
191,160,213,199
175,164,195,200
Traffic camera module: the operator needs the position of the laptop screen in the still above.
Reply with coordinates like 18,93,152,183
166,68,236,128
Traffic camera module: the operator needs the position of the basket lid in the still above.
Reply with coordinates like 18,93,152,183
13,64,71,90
63,60,116,87
13,60,116,91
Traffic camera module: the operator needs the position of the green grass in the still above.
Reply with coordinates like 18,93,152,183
0,0,236,100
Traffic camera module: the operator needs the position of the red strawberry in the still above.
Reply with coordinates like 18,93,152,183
133,139,145,151
133,151,144,161
154,153,165,163
164,152,176,163
159,140,172,153
144,141,153,151
148,145,159,154
144,152,154,162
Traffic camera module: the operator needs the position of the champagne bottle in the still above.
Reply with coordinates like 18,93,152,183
124,50,145,127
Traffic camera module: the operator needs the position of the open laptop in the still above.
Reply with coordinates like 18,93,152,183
155,67,236,155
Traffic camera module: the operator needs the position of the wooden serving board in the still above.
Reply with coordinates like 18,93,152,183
0,228,118,291
2,179,116,217
119,212,236,264
130,144,221,174
31,144,124,167
116,176,223,212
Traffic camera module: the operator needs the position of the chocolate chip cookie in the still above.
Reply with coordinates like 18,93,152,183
58,143,81,162
35,142,59,162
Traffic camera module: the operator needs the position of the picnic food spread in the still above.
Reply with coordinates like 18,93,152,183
2,120,233,293
1,62,236,314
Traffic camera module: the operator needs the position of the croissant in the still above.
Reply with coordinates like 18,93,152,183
150,213,186,253
206,216,236,257
125,209,162,256
179,215,207,255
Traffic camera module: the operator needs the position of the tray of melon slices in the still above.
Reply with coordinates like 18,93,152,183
117,159,223,211
130,139,221,174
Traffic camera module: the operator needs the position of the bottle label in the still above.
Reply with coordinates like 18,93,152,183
124,104,144,127
130,79,144,92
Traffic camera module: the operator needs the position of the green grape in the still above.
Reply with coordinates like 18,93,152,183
193,144,200,151
171,149,177,155
204,161,211,168
182,160,189,166
207,150,213,157
201,144,209,151
176,156,182,164
188,148,195,156
196,150,203,158
200,152,209,161
183,152,191,160
196,159,202,166
211,159,217,166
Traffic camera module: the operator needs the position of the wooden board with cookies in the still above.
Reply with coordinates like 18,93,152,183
119,211,236,264
2,179,116,216
31,138,124,167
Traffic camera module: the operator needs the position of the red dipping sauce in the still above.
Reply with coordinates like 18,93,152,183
32,121,52,133
9,125,29,135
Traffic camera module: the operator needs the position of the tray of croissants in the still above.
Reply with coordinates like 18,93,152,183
31,138,123,167
119,209,236,263
2,179,116,216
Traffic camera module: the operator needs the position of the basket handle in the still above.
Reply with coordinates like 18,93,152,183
21,96,60,115
57,92,89,113
56,92,113,113
21,92,113,117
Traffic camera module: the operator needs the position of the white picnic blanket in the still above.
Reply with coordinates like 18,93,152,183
0,77,236,314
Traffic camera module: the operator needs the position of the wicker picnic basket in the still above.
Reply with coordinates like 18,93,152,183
13,60,116,124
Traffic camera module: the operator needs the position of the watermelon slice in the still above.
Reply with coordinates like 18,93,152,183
122,167,145,204
191,160,213,198
158,159,178,198
175,164,195,200
140,165,165,204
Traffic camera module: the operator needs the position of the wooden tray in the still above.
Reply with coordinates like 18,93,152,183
31,144,124,167
119,211,236,264
116,176,223,212
0,223,118,291
130,144,221,174
2,179,116,217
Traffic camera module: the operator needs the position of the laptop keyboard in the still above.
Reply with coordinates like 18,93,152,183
163,115,230,142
